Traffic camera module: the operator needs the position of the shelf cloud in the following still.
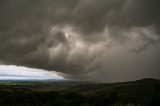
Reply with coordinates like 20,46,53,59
0,0,160,81
0,65,64,80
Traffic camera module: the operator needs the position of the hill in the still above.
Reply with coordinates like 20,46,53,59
0,78,160,106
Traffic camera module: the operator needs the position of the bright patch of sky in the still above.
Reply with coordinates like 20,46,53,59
0,65,64,80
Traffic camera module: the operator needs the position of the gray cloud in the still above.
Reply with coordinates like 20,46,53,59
0,0,160,81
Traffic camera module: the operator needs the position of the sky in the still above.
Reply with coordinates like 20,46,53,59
0,0,160,82
0,65,63,80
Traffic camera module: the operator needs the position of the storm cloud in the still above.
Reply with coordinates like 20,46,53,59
0,0,160,81
0,65,63,80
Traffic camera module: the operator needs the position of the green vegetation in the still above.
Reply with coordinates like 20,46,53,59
0,78,160,106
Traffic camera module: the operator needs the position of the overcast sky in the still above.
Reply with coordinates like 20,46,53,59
0,0,160,82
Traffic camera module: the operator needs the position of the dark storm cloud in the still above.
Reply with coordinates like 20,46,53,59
0,0,160,81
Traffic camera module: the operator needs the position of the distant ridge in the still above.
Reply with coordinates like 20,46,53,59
135,78,158,83
0,78,159,84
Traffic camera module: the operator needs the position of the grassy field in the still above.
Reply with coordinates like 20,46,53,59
0,78,160,106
